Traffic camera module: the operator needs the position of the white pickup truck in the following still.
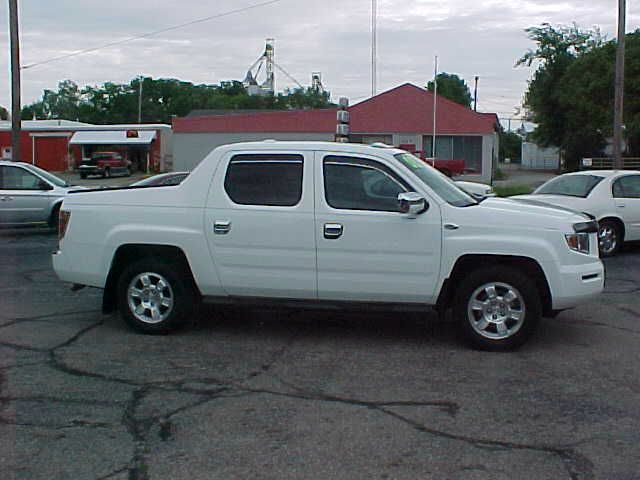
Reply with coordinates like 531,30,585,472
53,141,604,350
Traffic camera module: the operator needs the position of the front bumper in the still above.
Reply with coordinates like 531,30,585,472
551,259,605,310
78,165,102,175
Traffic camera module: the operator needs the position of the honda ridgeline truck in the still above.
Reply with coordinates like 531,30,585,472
53,142,604,350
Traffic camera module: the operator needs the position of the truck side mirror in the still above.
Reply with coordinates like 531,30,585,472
398,192,428,217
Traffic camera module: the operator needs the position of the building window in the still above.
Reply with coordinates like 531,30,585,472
423,135,483,174
224,154,303,206
323,156,409,212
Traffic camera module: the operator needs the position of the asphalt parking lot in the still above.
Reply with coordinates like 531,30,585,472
1,230,639,480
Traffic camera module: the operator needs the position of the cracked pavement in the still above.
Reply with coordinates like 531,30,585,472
1,229,640,479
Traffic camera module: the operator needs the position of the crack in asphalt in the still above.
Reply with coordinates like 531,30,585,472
3,261,617,480
96,466,130,480
0,309,102,330
378,408,594,480
1,312,599,480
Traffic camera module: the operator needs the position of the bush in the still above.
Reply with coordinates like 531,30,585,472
494,184,533,197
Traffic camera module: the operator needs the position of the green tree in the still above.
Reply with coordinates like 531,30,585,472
426,73,473,108
21,77,334,124
517,23,604,167
499,129,523,163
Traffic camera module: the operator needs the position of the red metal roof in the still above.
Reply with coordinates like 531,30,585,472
173,108,337,134
173,83,498,135
349,83,497,134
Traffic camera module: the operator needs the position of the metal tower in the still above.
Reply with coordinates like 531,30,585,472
311,72,324,93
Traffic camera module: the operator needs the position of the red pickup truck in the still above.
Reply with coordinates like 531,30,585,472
78,152,132,179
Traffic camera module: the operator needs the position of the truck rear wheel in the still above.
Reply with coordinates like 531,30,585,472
116,259,196,334
453,266,541,351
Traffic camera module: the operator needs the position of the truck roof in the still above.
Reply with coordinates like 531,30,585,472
214,140,406,156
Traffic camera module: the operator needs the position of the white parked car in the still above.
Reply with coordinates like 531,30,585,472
53,141,604,350
513,170,640,256
455,181,496,198
0,161,82,230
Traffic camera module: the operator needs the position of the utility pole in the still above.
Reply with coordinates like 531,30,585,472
473,76,479,112
613,0,626,169
371,0,377,97
8,0,21,162
137,78,143,123
432,56,438,158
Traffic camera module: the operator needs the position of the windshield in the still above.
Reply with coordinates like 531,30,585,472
23,164,68,187
394,153,478,207
534,174,604,198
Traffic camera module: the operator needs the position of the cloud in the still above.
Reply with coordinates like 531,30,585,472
0,0,636,119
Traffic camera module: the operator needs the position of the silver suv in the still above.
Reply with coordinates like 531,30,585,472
0,161,81,229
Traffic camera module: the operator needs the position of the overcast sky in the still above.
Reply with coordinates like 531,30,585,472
0,0,637,120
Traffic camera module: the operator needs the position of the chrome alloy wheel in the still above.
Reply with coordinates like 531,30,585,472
127,272,174,324
467,282,525,340
598,225,618,255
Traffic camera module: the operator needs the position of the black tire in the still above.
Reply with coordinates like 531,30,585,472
116,259,197,334
598,219,622,257
103,168,111,179
125,167,132,177
80,172,87,179
452,266,541,351
49,204,61,232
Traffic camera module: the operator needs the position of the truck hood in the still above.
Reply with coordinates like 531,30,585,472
457,196,590,228
510,194,589,214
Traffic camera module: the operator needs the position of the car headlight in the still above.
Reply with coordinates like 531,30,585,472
565,233,590,254
485,187,494,195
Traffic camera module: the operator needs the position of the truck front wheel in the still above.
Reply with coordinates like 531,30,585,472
453,266,541,351
116,259,196,334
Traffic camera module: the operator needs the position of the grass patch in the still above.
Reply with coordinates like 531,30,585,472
493,168,508,180
493,184,533,197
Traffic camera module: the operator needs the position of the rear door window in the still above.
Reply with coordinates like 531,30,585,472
613,175,640,198
224,154,303,207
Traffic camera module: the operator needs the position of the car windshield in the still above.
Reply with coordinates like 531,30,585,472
534,174,604,198
23,164,69,187
394,153,478,207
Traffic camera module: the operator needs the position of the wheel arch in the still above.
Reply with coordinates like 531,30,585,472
49,200,63,226
102,243,200,314
598,216,625,241
436,254,553,317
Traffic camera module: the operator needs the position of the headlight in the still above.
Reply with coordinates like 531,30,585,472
485,187,494,195
565,233,590,254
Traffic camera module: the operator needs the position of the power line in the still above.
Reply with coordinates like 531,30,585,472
21,0,284,70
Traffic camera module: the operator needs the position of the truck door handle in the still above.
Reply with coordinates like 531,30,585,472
324,223,343,239
616,203,626,208
213,221,231,235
